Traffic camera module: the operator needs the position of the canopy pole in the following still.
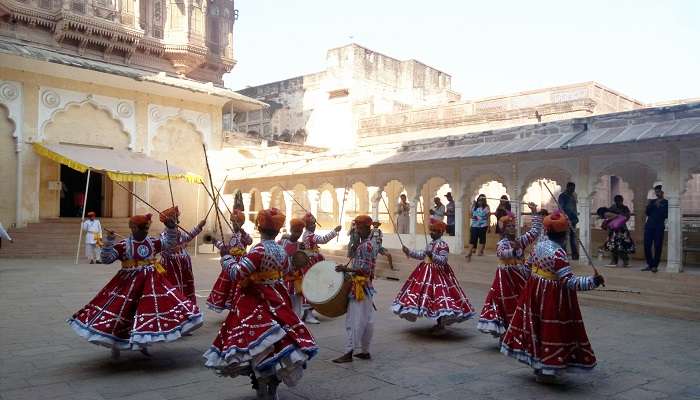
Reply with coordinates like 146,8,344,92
75,169,91,265
194,185,200,256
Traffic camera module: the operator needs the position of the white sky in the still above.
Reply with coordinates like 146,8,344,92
223,0,700,103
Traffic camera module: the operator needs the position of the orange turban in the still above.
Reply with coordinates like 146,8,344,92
354,215,373,229
230,209,245,224
303,212,316,226
256,208,286,231
498,212,516,230
130,213,152,229
289,218,305,231
87,211,96,217
429,217,447,233
159,206,179,223
544,210,569,233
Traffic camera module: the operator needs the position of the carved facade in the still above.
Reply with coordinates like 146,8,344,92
0,0,237,83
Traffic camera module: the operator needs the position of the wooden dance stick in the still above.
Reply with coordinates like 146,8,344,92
102,227,125,238
278,183,322,227
596,288,641,294
417,198,429,249
199,178,234,232
541,183,601,278
165,160,175,209
201,177,229,223
336,184,348,242
112,180,189,234
202,144,225,243
379,193,405,247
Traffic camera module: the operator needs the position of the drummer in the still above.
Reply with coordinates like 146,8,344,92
301,212,342,324
279,218,307,318
333,215,377,363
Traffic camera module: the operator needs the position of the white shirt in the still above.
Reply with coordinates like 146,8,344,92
82,219,102,244
0,222,11,242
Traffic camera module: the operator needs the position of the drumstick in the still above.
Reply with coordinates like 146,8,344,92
417,197,429,249
379,193,405,247
336,184,348,242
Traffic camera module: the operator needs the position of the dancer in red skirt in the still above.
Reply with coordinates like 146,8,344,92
478,202,542,338
204,208,318,399
159,206,205,304
500,210,605,382
278,218,307,318
393,217,474,331
206,209,253,312
300,212,341,324
67,214,203,358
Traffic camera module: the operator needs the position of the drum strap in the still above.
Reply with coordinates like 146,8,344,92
285,271,304,293
351,275,370,301
229,247,246,256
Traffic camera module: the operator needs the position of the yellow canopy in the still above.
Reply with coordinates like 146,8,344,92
33,142,204,183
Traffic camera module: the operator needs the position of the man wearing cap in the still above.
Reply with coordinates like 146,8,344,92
500,210,604,383
82,211,102,264
333,215,377,363
207,209,253,312
68,213,203,359
394,217,474,331
159,206,206,304
205,208,318,399
301,212,342,324
642,185,668,273
370,221,395,270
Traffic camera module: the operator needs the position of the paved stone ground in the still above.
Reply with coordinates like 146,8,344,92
1,256,700,400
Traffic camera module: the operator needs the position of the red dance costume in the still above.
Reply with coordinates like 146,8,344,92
204,240,318,386
160,224,203,304
301,229,337,266
501,236,600,375
278,237,306,316
478,215,543,337
68,228,203,350
392,238,474,324
206,230,253,312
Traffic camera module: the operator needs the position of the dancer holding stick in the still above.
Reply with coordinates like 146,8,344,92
166,160,175,208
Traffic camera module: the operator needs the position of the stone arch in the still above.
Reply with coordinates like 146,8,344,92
43,102,131,150
462,171,509,203
416,173,451,200
519,165,572,198
157,116,208,151
589,161,658,199
317,182,337,227
291,183,308,218
150,117,206,229
248,188,263,223
0,104,17,225
346,181,369,220
268,185,287,212
378,179,407,234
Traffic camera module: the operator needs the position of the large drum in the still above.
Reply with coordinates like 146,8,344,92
302,260,351,318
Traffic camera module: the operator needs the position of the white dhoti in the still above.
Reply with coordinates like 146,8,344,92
344,296,374,353
290,294,303,318
85,243,99,261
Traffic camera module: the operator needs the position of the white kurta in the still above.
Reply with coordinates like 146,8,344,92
82,220,102,244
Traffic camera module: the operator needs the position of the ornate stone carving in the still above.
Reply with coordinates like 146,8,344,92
117,101,134,118
147,104,212,152
0,82,19,102
41,89,60,108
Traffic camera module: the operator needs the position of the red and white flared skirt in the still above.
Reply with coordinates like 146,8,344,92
161,252,197,304
204,281,318,386
391,262,474,324
477,265,528,337
67,266,203,350
206,256,243,313
500,275,597,375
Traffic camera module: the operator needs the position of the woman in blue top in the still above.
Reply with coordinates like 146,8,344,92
466,194,491,262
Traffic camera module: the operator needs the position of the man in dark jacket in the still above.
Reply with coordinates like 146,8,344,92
557,182,580,260
642,185,668,273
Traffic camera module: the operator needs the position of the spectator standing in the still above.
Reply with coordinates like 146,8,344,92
494,195,512,235
642,185,668,273
445,192,456,236
396,194,410,234
429,197,446,221
82,211,102,264
557,182,580,260
600,195,635,268
466,194,491,262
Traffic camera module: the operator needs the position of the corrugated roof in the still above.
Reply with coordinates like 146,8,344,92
229,102,700,181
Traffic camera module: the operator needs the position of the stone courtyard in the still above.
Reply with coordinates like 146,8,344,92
2,255,700,400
